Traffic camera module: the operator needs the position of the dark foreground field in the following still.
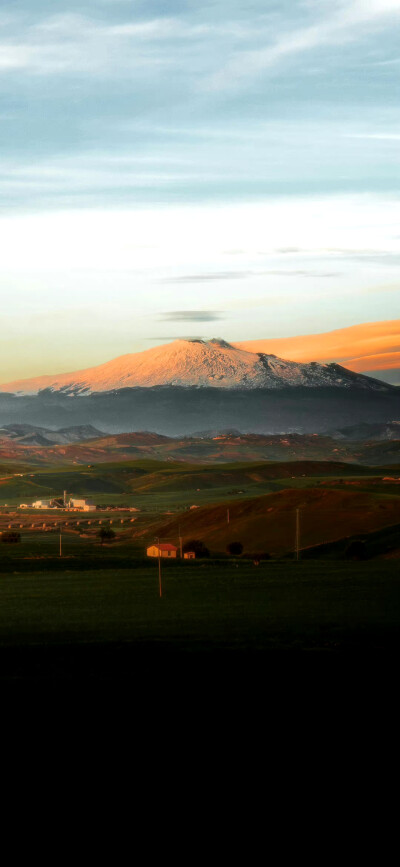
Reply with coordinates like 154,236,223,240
0,561,399,678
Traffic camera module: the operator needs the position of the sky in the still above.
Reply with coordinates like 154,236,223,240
0,0,399,380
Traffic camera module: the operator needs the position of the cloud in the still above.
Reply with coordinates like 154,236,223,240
160,269,339,284
0,13,195,77
262,270,339,277
0,8,267,79
1,1,399,85
275,247,302,254
159,311,224,322
344,133,400,140
160,272,253,283
235,319,400,372
324,249,400,265
205,0,400,91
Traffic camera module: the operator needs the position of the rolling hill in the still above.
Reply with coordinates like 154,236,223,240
0,429,398,467
150,488,400,556
0,458,395,509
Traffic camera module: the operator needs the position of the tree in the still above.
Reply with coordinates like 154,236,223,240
2,531,21,544
183,539,210,558
98,527,116,545
345,539,367,560
227,541,243,556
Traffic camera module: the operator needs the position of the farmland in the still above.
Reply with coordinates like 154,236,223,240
0,456,398,509
0,562,399,679
0,450,398,677
0,456,398,559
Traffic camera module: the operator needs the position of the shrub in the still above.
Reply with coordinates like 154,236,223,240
183,539,210,558
98,527,116,544
345,540,367,560
227,541,243,556
2,531,21,544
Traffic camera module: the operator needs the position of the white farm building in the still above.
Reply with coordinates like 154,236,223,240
68,498,96,512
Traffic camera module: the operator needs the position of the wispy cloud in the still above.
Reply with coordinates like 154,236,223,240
160,269,339,284
0,13,191,76
1,1,399,85
160,272,253,284
0,3,399,378
344,133,400,140
159,311,224,322
205,0,400,91
0,9,266,79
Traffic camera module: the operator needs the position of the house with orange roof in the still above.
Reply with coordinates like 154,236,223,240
147,543,178,558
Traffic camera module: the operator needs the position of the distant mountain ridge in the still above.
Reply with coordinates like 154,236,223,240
0,383,398,438
0,338,393,396
331,421,400,441
0,423,398,468
0,423,105,446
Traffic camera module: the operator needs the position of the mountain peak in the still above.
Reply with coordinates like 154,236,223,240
180,337,234,349
207,338,234,349
0,337,392,395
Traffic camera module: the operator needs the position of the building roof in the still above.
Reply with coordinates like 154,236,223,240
153,543,177,551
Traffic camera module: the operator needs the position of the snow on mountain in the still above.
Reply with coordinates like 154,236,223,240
0,338,391,396
0,423,106,444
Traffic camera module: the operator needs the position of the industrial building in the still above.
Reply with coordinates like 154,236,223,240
19,496,97,511
68,498,96,512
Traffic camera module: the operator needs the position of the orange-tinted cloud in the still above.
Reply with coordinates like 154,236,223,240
347,352,400,372
235,320,400,374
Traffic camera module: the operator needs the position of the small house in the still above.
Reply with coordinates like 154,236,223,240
147,543,178,558
183,551,195,560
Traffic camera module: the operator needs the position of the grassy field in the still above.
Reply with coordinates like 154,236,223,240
0,561,399,680
154,487,400,556
0,450,398,679
0,458,397,510
0,457,398,573
0,482,399,561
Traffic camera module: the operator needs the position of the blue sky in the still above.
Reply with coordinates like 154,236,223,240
0,0,399,378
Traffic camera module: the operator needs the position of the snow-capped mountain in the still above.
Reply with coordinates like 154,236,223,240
0,338,392,396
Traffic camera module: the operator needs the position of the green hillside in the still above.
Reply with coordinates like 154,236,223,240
0,458,392,509
151,487,400,556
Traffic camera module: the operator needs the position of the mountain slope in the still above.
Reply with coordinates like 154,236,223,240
0,338,392,395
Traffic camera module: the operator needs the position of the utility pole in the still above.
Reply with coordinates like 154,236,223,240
295,508,300,561
59,531,62,558
179,525,183,559
227,508,230,525
156,538,162,598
